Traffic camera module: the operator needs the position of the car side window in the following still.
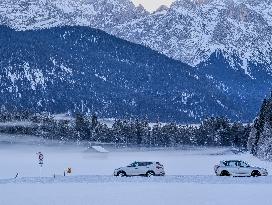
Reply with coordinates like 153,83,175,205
130,162,138,167
224,161,229,166
139,162,152,166
236,161,241,167
239,162,248,167
136,162,153,166
138,162,145,166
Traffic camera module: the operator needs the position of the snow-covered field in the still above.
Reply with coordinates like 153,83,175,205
0,134,272,205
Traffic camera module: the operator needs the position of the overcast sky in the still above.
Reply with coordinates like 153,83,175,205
131,0,175,12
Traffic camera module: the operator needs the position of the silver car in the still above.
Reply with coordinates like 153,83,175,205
114,161,165,177
214,160,268,177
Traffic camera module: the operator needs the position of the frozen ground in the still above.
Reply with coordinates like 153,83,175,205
0,133,272,205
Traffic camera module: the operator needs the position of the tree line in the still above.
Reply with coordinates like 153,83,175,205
3,92,272,160
0,110,250,148
248,93,272,160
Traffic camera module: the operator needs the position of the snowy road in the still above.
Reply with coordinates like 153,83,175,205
1,175,272,184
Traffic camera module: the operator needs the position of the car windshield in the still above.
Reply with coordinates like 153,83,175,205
241,162,250,167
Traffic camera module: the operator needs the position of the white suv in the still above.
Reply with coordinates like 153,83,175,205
214,160,268,177
114,161,165,177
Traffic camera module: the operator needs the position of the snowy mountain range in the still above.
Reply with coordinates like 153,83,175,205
113,0,272,73
1,0,272,74
0,0,147,30
0,0,271,122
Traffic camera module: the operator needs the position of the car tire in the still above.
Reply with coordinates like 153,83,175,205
146,171,155,177
220,170,230,176
117,171,127,177
251,170,261,177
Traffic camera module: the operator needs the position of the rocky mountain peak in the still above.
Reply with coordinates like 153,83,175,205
111,0,272,76
0,0,272,76
154,5,169,13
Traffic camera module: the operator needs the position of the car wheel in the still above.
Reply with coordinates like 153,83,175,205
146,171,155,177
251,170,261,177
220,170,230,176
117,171,126,177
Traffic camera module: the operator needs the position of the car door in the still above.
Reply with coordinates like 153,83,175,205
237,161,251,176
131,162,139,175
127,162,139,176
228,161,239,175
137,162,147,175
